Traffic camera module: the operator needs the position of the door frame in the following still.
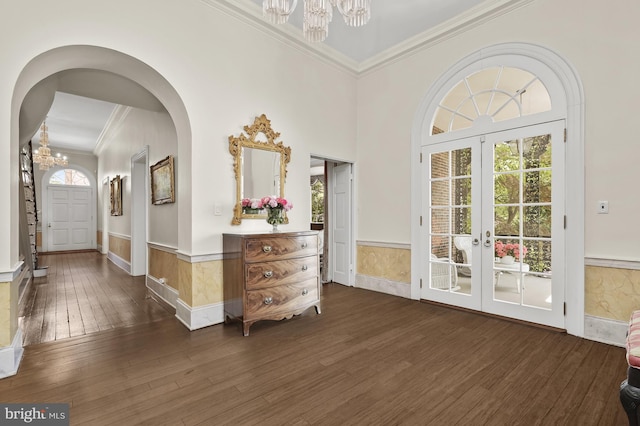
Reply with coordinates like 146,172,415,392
410,43,584,336
130,146,149,276
40,164,97,252
311,156,356,286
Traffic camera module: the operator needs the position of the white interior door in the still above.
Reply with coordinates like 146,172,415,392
47,186,93,251
422,121,565,329
331,163,352,285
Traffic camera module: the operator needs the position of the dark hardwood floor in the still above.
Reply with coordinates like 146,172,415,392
5,252,629,425
19,251,174,346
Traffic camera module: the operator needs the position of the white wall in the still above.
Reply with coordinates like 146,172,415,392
356,0,640,261
97,108,178,247
1,0,358,270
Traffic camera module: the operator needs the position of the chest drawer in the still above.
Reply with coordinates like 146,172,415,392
245,278,319,320
246,256,318,290
245,235,317,262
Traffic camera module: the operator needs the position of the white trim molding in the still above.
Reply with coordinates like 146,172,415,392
0,261,24,282
208,0,534,75
355,274,411,299
146,275,179,309
108,231,131,241
0,329,24,379
585,257,640,271
175,299,224,331
584,315,627,348
357,240,411,250
175,251,224,264
107,251,131,274
148,242,178,254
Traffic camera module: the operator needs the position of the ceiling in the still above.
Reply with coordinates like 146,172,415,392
31,0,492,156
248,0,485,63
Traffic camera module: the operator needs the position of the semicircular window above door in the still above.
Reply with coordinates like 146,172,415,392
432,66,552,134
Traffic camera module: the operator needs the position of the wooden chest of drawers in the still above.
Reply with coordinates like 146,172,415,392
223,231,321,336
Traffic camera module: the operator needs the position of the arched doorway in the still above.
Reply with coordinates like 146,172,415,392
411,43,585,336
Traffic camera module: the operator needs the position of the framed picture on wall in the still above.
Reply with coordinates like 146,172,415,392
150,155,175,205
110,175,123,216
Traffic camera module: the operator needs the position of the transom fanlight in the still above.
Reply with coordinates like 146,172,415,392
263,0,371,43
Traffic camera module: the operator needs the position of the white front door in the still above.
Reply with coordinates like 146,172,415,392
47,186,93,251
422,121,565,329
331,163,352,285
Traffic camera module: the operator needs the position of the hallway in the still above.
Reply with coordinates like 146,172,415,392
18,251,174,346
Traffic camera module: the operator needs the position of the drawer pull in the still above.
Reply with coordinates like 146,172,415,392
301,242,308,248
264,297,273,305
262,245,272,253
302,265,308,271
302,289,309,296
263,271,273,278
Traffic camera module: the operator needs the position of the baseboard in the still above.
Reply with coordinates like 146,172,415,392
146,275,179,308
584,315,627,347
355,274,411,298
175,299,224,331
107,251,131,274
0,329,24,379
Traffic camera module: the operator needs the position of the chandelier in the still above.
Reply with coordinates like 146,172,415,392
33,121,68,171
263,0,371,43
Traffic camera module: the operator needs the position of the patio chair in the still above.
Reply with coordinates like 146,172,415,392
454,235,473,277
430,254,459,290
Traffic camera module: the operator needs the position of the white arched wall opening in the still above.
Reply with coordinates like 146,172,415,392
40,164,98,252
410,43,585,337
10,45,192,267
1,45,192,377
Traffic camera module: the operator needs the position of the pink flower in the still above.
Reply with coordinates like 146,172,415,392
495,241,527,260
261,195,293,212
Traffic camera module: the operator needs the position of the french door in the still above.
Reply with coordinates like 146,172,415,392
421,121,565,329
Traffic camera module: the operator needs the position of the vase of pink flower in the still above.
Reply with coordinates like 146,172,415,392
261,195,293,231
495,240,527,264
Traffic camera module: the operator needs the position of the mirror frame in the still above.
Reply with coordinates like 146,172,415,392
229,114,291,225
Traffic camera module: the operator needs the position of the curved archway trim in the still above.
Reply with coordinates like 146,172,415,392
410,42,585,337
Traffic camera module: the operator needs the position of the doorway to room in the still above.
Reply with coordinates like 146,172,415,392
310,156,354,286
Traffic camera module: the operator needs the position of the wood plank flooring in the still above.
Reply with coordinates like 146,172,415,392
6,252,629,425
19,251,174,346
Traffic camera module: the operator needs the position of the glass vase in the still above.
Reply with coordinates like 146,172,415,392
266,208,284,232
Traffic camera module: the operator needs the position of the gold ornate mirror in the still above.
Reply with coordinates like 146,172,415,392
229,114,291,225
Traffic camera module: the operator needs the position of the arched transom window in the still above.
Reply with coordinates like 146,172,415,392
432,66,552,134
49,169,90,186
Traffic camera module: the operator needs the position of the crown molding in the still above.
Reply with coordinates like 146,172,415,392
357,0,534,74
200,0,359,76
93,105,132,156
203,0,533,76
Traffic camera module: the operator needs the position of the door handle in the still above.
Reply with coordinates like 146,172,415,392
48,223,52,228
472,238,480,246
483,230,492,247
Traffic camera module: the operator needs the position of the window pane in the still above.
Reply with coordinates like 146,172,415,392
49,169,90,186
432,66,551,134
431,180,449,206
495,206,520,237
431,208,449,233
523,206,551,238
524,170,551,203
431,152,449,178
494,173,520,205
